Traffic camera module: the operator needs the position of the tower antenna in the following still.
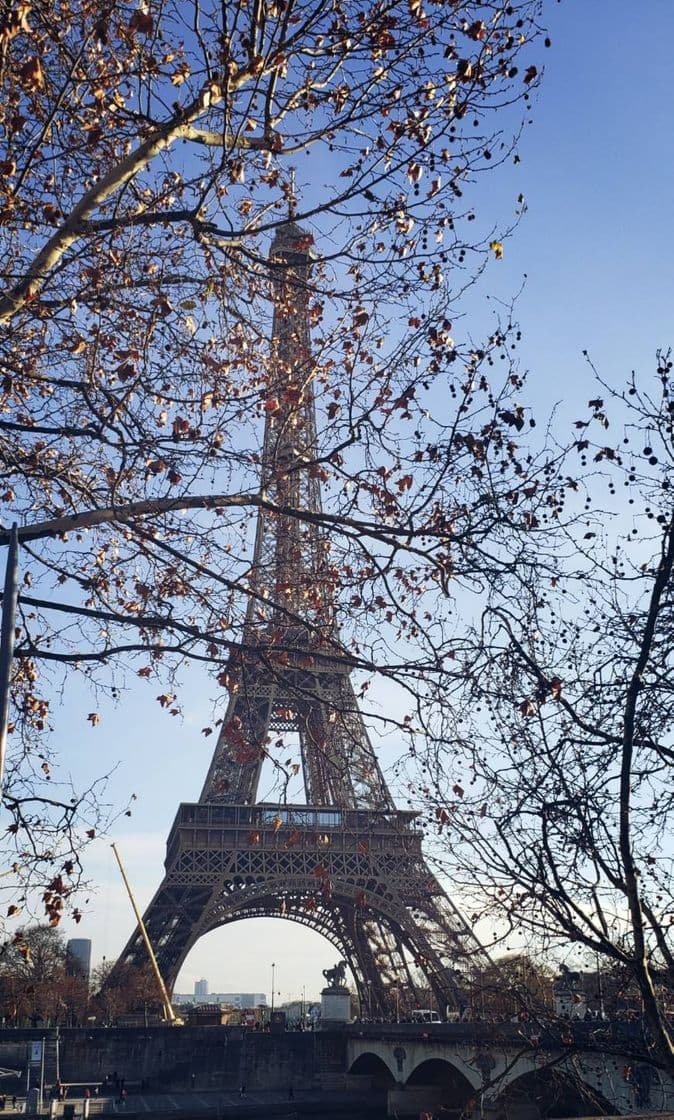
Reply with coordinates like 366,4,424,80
288,166,297,219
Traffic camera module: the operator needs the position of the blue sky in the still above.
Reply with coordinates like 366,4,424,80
493,0,674,409
46,0,674,1001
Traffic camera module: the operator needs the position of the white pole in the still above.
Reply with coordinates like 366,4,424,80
39,1036,45,1110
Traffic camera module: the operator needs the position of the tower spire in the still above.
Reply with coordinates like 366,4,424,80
288,166,297,219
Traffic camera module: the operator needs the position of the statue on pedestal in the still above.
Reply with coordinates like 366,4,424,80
320,960,350,1026
322,961,347,990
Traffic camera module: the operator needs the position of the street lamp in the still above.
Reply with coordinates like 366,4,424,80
271,962,276,1014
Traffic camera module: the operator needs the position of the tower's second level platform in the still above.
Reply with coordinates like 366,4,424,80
165,802,423,865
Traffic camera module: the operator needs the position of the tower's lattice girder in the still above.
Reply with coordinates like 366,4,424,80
112,219,489,1016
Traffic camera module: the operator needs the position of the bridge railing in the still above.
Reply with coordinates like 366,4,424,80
343,1018,654,1054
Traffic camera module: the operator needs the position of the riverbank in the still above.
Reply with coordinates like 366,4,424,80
1,1089,387,1120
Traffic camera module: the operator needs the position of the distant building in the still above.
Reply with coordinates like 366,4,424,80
171,993,194,1006
215,993,267,1008
554,966,586,1019
279,999,307,1026
174,990,267,1007
65,939,92,984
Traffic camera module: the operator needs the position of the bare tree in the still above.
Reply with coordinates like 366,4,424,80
0,924,85,1025
91,959,163,1025
0,0,548,923
416,355,674,1074
466,952,555,1021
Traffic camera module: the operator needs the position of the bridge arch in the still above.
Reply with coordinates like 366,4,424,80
405,1058,476,1108
348,1052,397,1088
495,1066,614,1117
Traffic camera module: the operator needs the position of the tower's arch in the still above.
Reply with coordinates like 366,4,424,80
111,792,486,1016
174,914,342,1002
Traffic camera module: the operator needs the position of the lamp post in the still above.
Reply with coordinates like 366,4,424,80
0,524,19,792
271,962,276,1014
596,952,605,1018
39,1035,45,1112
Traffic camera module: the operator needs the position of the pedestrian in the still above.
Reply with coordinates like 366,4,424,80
0,1094,6,1110
120,1088,128,1107
288,1085,294,1101
11,1098,16,1112
239,1084,246,1099
190,1073,195,1089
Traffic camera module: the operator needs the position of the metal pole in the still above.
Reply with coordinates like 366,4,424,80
110,842,177,1024
39,1035,45,1111
596,951,605,1017
271,963,276,1014
0,524,19,791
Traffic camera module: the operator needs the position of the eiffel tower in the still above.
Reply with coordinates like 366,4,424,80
113,213,488,1017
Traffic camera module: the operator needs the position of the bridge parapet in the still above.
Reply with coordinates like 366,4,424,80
344,1018,656,1052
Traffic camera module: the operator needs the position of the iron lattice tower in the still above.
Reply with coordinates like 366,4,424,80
114,220,488,1015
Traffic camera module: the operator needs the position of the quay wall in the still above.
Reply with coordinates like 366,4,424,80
0,1027,347,1091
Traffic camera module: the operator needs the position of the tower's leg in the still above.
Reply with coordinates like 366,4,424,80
116,882,216,992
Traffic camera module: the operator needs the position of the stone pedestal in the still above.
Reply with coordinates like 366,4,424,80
320,986,351,1026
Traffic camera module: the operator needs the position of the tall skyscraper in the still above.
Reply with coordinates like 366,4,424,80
65,938,92,984
194,978,209,1001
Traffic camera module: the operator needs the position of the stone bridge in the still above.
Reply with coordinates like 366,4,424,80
344,1023,674,1118
1,1024,672,1118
